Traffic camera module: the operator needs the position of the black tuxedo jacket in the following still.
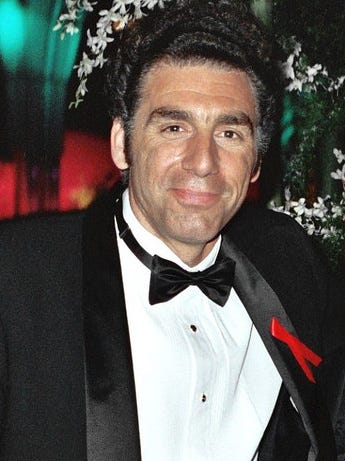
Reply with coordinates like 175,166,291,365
0,186,344,460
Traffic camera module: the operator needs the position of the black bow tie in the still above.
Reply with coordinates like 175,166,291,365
115,197,235,306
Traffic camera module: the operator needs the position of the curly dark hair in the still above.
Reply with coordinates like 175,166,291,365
106,0,283,157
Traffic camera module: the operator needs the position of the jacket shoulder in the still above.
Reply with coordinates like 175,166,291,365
0,211,84,252
225,203,318,262
0,210,84,234
227,203,345,351
0,211,85,302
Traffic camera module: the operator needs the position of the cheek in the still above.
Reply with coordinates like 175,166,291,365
130,147,173,200
143,145,182,182
224,155,255,186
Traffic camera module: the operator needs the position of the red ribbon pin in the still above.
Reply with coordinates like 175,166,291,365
270,317,322,383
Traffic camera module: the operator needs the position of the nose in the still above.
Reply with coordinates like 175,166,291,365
181,133,219,177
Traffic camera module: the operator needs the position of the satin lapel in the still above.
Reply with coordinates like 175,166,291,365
83,188,141,460
222,234,332,460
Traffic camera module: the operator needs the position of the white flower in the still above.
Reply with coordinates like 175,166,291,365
312,197,329,219
284,187,291,202
306,64,322,82
280,187,297,212
332,75,345,91
293,41,302,57
286,78,303,93
76,52,95,78
59,12,77,21
331,164,345,181
78,78,88,97
94,52,107,68
293,198,313,217
97,8,126,30
53,21,62,31
333,148,345,164
320,226,339,239
98,7,121,23
143,0,166,9
87,28,114,54
338,75,345,85
271,205,294,217
282,54,295,81
132,0,145,18
66,0,78,10
305,221,316,235
271,204,285,213
81,0,96,12
331,205,343,218
65,22,79,35
325,74,344,92
112,0,133,15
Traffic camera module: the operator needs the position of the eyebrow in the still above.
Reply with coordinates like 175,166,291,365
147,108,192,124
216,113,254,133
147,107,254,132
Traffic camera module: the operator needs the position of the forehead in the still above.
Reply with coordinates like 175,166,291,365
136,62,256,122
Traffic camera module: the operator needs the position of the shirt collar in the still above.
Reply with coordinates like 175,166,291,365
121,189,221,272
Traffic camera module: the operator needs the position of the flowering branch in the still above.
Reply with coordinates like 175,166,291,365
281,38,345,94
270,148,345,255
55,0,170,107
276,38,345,268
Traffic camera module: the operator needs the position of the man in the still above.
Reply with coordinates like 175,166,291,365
0,1,344,460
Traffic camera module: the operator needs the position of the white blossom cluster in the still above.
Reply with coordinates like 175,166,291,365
270,148,345,240
282,38,345,94
54,1,96,38
331,148,345,182
279,40,345,251
54,0,170,107
55,5,345,105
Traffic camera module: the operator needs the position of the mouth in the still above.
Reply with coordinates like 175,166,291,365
171,188,220,207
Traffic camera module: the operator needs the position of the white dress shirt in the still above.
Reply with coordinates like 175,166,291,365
115,189,282,461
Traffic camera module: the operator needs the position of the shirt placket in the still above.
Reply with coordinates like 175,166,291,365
176,287,225,460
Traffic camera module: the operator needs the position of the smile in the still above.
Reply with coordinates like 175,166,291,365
171,188,220,206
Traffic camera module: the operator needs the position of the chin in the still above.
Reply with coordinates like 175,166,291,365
162,211,225,241
172,226,220,245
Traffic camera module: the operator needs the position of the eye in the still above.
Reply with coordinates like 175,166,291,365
162,125,184,133
219,130,240,139
160,124,190,139
215,126,252,144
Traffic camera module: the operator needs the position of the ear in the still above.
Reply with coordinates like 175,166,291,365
250,158,261,183
110,118,128,170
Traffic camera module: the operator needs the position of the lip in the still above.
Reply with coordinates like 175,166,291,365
171,188,220,206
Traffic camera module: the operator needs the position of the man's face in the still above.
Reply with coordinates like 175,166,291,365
112,62,260,264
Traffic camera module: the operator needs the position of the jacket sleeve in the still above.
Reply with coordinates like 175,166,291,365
0,314,8,438
318,269,345,425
